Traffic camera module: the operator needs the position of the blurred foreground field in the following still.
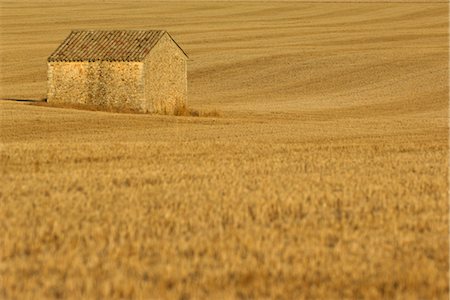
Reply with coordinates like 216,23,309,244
0,0,449,299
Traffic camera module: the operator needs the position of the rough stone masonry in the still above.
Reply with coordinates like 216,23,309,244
47,30,188,113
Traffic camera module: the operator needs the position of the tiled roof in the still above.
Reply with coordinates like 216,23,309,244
48,30,185,62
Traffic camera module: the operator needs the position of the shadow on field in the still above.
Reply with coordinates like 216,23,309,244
1,98,47,103
1,98,221,117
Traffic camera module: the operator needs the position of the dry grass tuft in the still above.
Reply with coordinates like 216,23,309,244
173,105,221,117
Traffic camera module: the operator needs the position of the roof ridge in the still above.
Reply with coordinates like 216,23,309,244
47,30,183,62
70,29,166,32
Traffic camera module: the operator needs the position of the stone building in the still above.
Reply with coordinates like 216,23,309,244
47,30,188,113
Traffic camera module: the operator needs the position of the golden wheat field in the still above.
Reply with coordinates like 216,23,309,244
0,0,449,299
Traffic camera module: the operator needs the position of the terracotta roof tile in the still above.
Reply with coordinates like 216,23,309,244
48,30,168,62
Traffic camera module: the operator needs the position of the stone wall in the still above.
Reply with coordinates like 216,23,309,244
144,33,187,114
47,34,187,114
47,61,147,112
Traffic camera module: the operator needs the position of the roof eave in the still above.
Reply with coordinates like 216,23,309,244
165,31,189,60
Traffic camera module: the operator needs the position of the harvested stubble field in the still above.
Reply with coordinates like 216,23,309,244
0,0,449,299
